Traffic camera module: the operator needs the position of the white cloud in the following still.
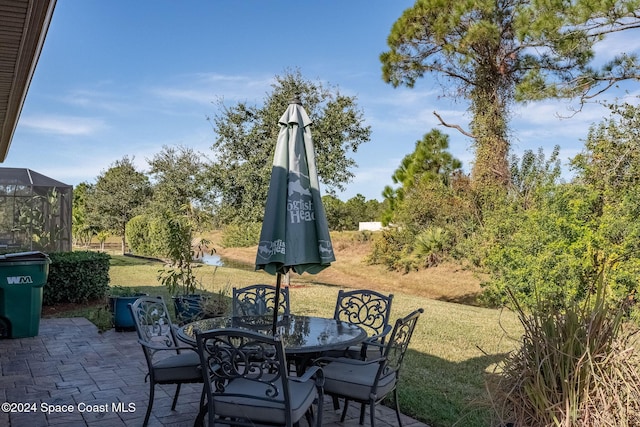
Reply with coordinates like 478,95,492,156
149,73,274,105
593,31,640,62
19,115,106,136
149,87,214,105
363,87,442,108
510,99,611,147
62,89,136,114
335,165,396,201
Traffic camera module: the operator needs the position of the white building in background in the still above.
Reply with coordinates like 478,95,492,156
358,222,384,232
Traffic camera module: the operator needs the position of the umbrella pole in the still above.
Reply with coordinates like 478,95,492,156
272,273,282,336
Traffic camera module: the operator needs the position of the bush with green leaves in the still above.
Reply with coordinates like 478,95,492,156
156,215,199,296
481,178,640,311
481,183,602,308
413,227,452,267
44,251,110,305
125,213,176,258
365,227,418,272
125,214,152,255
147,214,173,256
221,222,261,248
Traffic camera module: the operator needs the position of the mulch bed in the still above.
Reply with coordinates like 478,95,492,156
41,299,106,317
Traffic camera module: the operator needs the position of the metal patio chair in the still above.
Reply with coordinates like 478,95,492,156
128,296,203,427
232,284,291,317
332,289,394,360
317,308,424,426
194,327,324,427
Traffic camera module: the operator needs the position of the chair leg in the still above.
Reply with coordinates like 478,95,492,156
394,388,404,427
369,401,376,427
304,404,314,426
193,384,209,427
359,402,366,425
340,399,350,422
332,396,340,410
143,383,154,427
316,389,324,427
199,384,206,409
171,383,182,410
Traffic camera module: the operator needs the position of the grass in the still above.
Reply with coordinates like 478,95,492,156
489,288,640,426
45,232,523,427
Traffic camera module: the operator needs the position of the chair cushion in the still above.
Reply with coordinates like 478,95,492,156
322,343,382,361
322,359,396,401
153,351,202,382
321,345,361,359
212,376,317,424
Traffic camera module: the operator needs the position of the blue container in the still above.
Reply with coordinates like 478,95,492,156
109,295,146,331
173,294,204,324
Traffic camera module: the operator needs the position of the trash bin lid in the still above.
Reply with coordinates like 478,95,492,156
0,251,49,262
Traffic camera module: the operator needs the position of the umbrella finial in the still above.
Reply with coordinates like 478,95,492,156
289,94,302,105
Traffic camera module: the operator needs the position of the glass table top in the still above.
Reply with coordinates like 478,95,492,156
177,314,367,354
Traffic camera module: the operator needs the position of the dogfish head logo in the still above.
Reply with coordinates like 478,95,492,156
6,276,33,285
288,179,311,197
318,240,334,259
257,240,286,260
287,177,315,224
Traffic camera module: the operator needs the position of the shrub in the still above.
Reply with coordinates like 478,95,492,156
480,184,603,308
365,227,418,272
148,214,172,257
125,214,151,255
222,222,261,248
353,230,374,243
157,215,199,296
489,283,640,426
413,226,452,267
126,213,174,258
44,251,110,305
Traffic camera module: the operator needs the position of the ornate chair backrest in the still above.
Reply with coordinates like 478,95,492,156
333,289,394,340
232,284,291,317
129,296,180,361
195,328,293,422
381,308,424,377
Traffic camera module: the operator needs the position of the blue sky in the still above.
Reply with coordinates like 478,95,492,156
5,1,640,201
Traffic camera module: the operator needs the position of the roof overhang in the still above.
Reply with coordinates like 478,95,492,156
0,0,56,162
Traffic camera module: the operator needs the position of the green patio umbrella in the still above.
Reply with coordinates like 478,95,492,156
255,97,335,334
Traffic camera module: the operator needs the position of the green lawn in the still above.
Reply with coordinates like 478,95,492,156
58,255,523,427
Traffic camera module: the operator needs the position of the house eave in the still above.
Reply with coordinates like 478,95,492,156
0,0,57,162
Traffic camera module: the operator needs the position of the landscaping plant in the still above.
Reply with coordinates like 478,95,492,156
489,269,640,426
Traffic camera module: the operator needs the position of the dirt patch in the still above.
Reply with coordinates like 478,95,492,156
41,299,107,317
216,234,484,304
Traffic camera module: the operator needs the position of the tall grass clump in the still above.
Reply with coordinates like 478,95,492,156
489,273,640,426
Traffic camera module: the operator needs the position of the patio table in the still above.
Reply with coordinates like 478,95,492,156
177,314,367,374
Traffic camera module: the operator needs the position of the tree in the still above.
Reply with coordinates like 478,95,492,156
322,194,382,231
87,156,152,254
480,122,640,309
322,195,345,231
570,103,640,300
71,181,99,247
572,102,640,198
382,129,462,225
381,0,640,189
509,145,562,210
147,145,209,216
207,69,371,224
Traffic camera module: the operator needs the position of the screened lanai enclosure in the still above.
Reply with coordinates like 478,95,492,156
0,168,72,253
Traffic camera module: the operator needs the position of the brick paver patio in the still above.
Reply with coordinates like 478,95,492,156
0,318,429,426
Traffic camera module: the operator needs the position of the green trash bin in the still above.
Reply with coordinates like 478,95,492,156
0,251,50,338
